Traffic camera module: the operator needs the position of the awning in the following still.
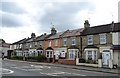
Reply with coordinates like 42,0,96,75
84,45,99,49
111,45,120,51
68,46,79,49
46,47,53,50
37,47,43,50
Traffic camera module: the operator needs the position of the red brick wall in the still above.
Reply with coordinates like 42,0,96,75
58,59,76,65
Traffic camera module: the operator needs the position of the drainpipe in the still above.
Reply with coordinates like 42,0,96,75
80,36,82,58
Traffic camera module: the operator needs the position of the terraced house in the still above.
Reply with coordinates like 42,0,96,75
78,20,120,68
10,21,120,68
0,39,10,57
44,27,66,63
10,38,26,56
33,33,48,56
58,28,84,65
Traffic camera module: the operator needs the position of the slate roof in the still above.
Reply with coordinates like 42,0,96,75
81,22,120,36
34,35,48,41
12,38,26,44
0,43,10,47
44,34,54,40
47,32,64,40
0,39,5,44
25,37,35,43
61,28,84,38
113,22,120,32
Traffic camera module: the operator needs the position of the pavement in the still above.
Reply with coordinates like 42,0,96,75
3,59,120,74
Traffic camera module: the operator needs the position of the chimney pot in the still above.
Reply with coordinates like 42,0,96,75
84,20,90,28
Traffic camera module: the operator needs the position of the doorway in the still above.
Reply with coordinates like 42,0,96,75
102,50,110,66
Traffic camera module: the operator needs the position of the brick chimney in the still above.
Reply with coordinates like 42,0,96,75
31,33,36,38
51,27,57,34
44,33,47,35
84,20,90,28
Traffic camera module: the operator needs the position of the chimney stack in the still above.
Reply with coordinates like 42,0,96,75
44,33,47,35
51,27,57,34
31,33,36,38
84,20,90,28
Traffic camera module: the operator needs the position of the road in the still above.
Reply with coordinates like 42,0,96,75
1,60,119,78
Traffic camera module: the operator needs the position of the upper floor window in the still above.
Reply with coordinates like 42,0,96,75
30,43,32,48
26,43,29,48
71,37,76,45
39,41,42,46
99,34,106,44
63,38,67,46
19,44,22,48
16,44,19,49
35,42,37,47
87,35,93,45
54,40,58,46
48,41,51,47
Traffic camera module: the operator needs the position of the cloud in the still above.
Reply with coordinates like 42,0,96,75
0,2,26,14
0,0,119,43
38,2,95,32
0,13,25,27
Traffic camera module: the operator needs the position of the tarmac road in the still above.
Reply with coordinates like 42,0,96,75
1,59,119,78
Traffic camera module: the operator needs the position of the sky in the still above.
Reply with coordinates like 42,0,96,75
0,0,120,43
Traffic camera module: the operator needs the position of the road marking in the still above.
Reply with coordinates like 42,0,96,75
2,68,14,74
76,69,102,74
40,70,86,76
31,65,51,69
40,72,57,76
11,66,42,71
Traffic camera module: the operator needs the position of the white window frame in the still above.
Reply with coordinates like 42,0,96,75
16,44,19,49
37,50,43,56
34,42,37,47
26,43,29,48
19,44,22,48
99,34,106,44
39,41,42,46
54,40,58,46
68,49,78,60
30,43,32,48
87,35,93,45
46,50,52,58
48,41,51,47
60,51,66,57
86,50,97,61
71,37,76,45
63,38,67,46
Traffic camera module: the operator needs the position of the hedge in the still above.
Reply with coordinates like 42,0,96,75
28,55,46,62
11,56,23,60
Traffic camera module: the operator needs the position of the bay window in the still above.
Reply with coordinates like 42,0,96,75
86,50,97,61
46,50,52,58
68,49,78,60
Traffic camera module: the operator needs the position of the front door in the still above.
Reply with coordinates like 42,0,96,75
102,51,110,66
55,54,59,60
